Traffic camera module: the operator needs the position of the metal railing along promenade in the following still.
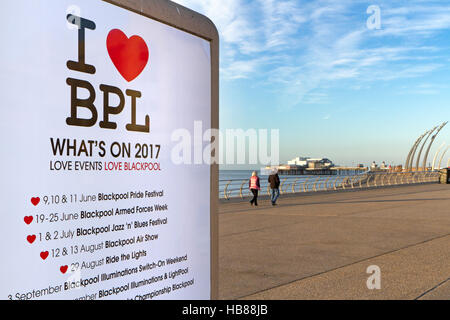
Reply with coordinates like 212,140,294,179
219,171,440,200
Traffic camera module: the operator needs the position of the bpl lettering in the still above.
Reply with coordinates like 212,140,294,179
66,15,150,133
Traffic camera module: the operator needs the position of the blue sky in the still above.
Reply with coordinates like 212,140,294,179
175,0,450,167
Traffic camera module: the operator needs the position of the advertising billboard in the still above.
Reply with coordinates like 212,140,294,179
0,0,218,300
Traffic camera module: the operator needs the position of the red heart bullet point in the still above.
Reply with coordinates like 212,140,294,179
60,266,68,274
27,235,36,244
40,251,49,260
107,29,149,82
24,216,33,225
31,197,40,206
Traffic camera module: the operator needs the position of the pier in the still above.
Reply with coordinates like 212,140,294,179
275,166,368,176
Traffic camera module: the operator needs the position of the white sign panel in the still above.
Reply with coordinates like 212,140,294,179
0,0,211,300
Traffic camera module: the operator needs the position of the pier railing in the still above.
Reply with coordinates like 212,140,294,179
219,171,440,200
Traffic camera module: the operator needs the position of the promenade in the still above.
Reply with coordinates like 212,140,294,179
218,183,450,300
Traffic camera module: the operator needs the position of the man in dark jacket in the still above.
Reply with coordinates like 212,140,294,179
268,171,280,206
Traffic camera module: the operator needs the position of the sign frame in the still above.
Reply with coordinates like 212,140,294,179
101,0,219,299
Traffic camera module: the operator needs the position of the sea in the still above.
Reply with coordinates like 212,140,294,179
219,170,258,181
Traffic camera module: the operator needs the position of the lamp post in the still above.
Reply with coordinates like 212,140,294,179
422,122,448,171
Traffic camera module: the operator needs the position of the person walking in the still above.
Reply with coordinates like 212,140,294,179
249,171,260,206
268,170,280,206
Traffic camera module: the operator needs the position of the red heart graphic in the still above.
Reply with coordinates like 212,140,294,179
107,29,149,82
31,197,40,206
24,216,33,225
40,251,49,260
27,235,36,244
60,266,68,274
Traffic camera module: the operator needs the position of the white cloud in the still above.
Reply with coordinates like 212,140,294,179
381,4,450,36
174,0,308,79
174,0,450,105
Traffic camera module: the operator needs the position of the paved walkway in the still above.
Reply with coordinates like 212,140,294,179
218,184,450,300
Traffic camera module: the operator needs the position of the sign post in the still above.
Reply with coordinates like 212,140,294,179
0,0,219,300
